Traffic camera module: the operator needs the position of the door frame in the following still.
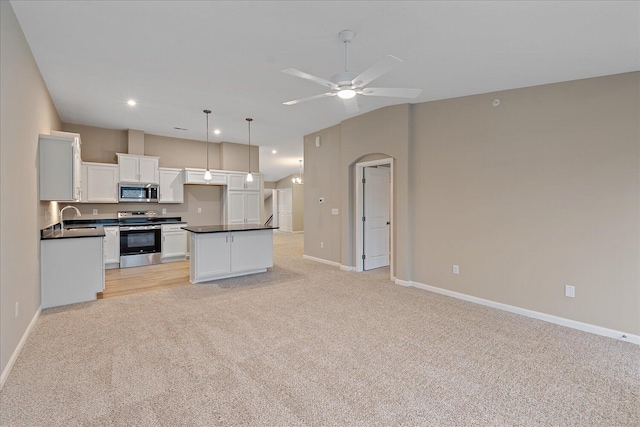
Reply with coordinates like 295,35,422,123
355,157,394,279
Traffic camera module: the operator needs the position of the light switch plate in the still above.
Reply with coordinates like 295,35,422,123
453,265,460,275
565,285,575,298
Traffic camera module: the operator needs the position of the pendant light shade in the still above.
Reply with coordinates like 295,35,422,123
246,118,253,182
203,109,212,183
292,159,303,184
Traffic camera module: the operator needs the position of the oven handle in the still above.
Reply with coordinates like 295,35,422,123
120,225,162,231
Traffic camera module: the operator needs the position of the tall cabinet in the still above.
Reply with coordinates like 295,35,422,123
226,173,261,225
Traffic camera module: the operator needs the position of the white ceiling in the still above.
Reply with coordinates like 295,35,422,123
11,1,639,182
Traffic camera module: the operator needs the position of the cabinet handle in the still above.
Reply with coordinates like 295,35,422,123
231,235,234,243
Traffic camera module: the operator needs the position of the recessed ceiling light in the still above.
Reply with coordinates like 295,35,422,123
214,129,221,135
127,99,136,106
272,150,277,154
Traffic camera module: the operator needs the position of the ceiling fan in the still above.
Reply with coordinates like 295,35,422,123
282,30,421,114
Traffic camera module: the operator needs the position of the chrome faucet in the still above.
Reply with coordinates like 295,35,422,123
59,205,81,229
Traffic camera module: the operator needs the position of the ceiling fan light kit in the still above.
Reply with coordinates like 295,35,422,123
282,29,421,113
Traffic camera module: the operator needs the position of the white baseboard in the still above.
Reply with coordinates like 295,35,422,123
340,265,354,272
1,306,41,390
302,254,340,267
398,279,639,346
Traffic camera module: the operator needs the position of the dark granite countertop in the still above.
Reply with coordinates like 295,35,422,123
41,227,106,240
182,225,279,234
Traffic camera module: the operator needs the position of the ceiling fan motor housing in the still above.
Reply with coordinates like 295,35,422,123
331,71,358,88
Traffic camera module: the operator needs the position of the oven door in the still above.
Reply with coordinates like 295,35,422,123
119,225,162,268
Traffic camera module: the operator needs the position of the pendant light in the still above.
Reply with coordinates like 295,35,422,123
292,159,303,184
203,109,212,183
246,118,254,182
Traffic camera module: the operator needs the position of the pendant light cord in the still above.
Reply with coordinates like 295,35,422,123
246,118,253,174
204,109,211,171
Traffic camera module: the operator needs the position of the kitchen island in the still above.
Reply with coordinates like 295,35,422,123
182,224,279,283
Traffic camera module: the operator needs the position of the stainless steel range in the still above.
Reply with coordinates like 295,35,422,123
118,210,180,268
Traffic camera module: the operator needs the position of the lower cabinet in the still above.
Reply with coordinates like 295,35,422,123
162,223,187,262
41,236,104,308
103,226,120,269
190,229,273,283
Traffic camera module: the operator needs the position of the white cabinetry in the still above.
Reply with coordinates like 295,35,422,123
159,168,184,203
81,162,118,203
39,132,82,202
162,223,187,262
117,153,159,184
189,229,273,283
183,168,227,185
103,226,120,268
227,192,261,224
41,236,104,308
228,173,261,190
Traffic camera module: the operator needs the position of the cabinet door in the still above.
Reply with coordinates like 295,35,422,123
245,174,261,191
118,155,139,182
227,174,246,190
72,138,82,201
245,192,261,224
159,169,184,203
103,226,120,266
230,230,273,272
193,232,231,278
39,135,76,201
86,164,118,202
227,192,246,224
162,231,187,259
138,156,159,183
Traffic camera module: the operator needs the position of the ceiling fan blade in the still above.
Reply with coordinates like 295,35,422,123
342,97,359,114
351,55,402,87
359,87,422,98
283,92,336,106
282,68,339,90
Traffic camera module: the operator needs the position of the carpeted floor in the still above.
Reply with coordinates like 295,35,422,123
1,232,638,426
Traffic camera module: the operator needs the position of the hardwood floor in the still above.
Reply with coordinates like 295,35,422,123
99,260,191,299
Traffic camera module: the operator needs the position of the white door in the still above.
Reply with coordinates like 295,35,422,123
277,188,292,232
363,166,390,270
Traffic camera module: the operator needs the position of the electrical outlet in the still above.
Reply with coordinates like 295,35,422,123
453,265,460,275
320,242,324,248
15,302,18,318
565,285,575,298
92,209,98,215
198,208,202,213
162,208,167,214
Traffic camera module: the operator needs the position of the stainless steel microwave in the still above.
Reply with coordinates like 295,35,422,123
118,183,159,203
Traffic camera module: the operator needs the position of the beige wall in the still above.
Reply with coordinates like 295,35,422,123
1,1,62,382
144,134,221,170
410,72,639,334
219,141,259,172
276,174,305,232
61,123,127,163
304,124,342,261
304,72,640,335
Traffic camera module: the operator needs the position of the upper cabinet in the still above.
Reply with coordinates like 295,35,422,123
158,168,184,203
81,162,119,203
227,173,261,191
183,168,227,185
117,153,159,184
39,132,82,202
